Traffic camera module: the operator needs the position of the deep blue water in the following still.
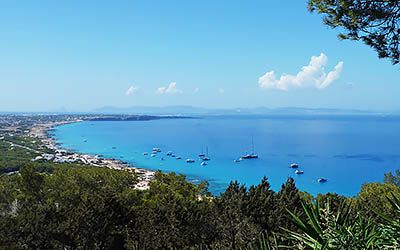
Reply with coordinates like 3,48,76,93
53,115,400,196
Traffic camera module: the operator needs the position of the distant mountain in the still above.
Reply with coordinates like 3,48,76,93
94,105,380,116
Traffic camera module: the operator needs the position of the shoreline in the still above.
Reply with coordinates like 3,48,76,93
29,119,155,190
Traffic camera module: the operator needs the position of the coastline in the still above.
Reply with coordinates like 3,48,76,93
29,119,155,190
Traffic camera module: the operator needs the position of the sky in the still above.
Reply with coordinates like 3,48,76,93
0,0,399,112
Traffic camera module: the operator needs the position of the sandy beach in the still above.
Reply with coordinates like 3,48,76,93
29,119,155,190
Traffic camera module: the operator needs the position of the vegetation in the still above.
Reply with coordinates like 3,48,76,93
308,0,400,64
0,164,399,249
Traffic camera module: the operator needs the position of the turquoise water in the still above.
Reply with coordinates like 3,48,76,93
52,115,400,196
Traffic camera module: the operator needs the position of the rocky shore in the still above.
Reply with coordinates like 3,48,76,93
29,120,155,190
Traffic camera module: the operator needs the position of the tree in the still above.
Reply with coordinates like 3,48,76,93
308,0,400,64
384,169,400,186
246,177,276,236
135,172,216,249
355,182,400,219
215,181,258,250
275,178,304,233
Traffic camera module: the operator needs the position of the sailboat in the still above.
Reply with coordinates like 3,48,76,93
201,147,211,161
242,137,258,159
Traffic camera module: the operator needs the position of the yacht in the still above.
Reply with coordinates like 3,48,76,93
318,178,328,183
200,147,211,161
241,137,258,159
200,161,207,166
152,148,161,153
186,159,195,163
295,169,304,174
151,154,157,157
242,154,258,159
290,163,299,168
166,151,173,156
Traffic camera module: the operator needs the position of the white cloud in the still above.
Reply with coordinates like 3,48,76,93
157,82,182,94
125,85,139,96
259,53,343,90
218,88,225,94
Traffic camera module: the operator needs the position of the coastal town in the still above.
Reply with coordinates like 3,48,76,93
0,114,156,190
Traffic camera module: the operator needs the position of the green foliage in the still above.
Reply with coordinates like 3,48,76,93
384,169,400,186
375,193,400,249
134,172,217,249
1,165,138,249
285,200,381,249
1,163,399,249
308,0,400,64
215,181,259,249
355,182,400,219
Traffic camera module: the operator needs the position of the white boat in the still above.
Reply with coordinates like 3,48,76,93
143,152,149,155
295,169,304,174
176,156,182,160
152,148,161,152
200,161,207,166
186,159,195,163
166,151,173,156
290,163,299,168
151,154,156,157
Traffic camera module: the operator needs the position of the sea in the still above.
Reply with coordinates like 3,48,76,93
52,115,400,196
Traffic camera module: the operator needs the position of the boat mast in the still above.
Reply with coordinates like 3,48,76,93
251,136,254,154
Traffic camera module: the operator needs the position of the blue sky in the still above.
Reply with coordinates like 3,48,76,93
0,0,399,112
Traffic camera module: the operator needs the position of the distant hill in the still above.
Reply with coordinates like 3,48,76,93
93,105,379,116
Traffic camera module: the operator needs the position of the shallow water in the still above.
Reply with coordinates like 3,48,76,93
53,115,400,196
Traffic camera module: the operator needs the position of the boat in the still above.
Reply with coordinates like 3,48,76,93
143,152,149,155
151,154,157,157
186,159,195,163
152,148,161,152
171,154,176,158
318,178,328,183
242,154,258,159
176,156,182,160
241,137,258,159
201,147,211,161
112,146,117,149
295,169,304,174
234,159,241,163
166,151,173,156
290,163,299,168
200,161,207,166
160,157,164,161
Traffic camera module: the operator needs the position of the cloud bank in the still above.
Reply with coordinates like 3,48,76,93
125,85,139,96
157,82,182,94
259,53,343,90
